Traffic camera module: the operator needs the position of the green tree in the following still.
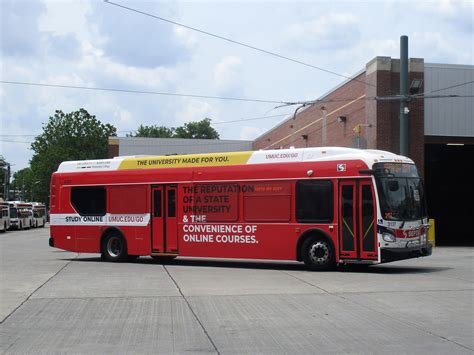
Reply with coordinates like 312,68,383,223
130,118,219,140
0,156,10,200
174,118,219,139
127,124,174,138
11,167,33,201
30,109,117,204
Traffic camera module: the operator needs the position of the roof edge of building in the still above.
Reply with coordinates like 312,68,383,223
110,137,253,144
253,67,366,144
425,62,474,70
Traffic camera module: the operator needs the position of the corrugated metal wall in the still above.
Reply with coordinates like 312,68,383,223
118,137,253,156
424,63,474,137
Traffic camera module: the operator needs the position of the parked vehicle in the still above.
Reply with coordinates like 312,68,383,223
8,201,32,230
0,200,10,232
32,202,47,228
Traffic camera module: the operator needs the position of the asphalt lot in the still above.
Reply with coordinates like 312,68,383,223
0,226,472,354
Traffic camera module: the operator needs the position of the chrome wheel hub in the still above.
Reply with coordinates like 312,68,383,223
309,241,330,264
107,237,122,257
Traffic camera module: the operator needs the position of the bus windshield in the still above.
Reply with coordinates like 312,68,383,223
10,207,18,218
374,163,427,221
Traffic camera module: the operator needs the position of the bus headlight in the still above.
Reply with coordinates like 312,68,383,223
382,232,396,242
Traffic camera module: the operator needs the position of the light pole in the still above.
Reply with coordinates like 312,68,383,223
399,35,409,156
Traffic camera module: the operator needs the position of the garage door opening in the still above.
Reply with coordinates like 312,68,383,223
424,143,474,246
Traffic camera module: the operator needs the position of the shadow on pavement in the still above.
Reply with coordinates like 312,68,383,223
339,264,451,274
60,256,450,274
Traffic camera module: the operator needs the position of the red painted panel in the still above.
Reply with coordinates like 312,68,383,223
108,185,148,213
244,196,291,222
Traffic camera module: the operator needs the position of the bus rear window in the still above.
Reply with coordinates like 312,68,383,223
71,186,106,216
296,180,333,223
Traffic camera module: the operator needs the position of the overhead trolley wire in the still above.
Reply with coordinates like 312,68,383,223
414,80,474,96
0,80,374,107
0,139,33,144
0,80,290,105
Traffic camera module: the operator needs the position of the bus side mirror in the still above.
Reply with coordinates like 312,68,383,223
388,180,399,191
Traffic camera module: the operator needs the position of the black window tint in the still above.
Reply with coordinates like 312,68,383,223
296,180,333,222
154,190,162,217
341,185,355,251
168,189,176,217
361,185,375,252
71,187,106,216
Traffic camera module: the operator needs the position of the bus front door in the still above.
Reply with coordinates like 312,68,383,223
339,180,378,261
151,185,178,254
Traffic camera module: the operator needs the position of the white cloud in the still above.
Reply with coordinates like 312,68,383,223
240,126,263,140
213,56,243,94
174,27,198,50
174,99,217,126
39,0,93,40
214,56,242,84
282,13,360,52
116,110,134,125
89,1,190,68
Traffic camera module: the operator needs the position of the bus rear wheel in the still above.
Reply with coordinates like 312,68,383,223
101,234,128,262
302,237,335,271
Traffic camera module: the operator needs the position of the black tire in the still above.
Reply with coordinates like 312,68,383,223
301,237,336,271
101,234,128,262
1,222,6,233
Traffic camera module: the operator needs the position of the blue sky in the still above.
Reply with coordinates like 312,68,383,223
1,0,473,173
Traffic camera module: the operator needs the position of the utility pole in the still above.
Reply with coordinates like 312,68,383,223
399,35,409,156
321,106,327,146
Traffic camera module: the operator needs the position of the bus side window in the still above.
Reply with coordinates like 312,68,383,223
167,189,176,217
71,186,106,216
154,190,162,217
296,180,333,223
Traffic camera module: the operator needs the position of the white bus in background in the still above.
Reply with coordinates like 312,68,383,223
26,203,34,228
32,202,47,228
0,200,10,232
8,201,32,230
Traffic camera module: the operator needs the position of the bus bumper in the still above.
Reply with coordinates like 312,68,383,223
49,237,54,247
381,243,432,263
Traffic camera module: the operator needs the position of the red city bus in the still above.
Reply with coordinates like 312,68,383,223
49,147,432,270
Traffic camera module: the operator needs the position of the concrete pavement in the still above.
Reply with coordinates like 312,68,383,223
1,226,472,354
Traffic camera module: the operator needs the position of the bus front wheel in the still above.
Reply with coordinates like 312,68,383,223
101,234,128,262
302,237,335,271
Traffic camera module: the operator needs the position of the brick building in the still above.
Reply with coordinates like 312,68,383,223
254,57,474,245
254,56,425,175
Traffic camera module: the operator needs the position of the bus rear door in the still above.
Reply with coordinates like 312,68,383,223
151,185,178,254
339,179,378,261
